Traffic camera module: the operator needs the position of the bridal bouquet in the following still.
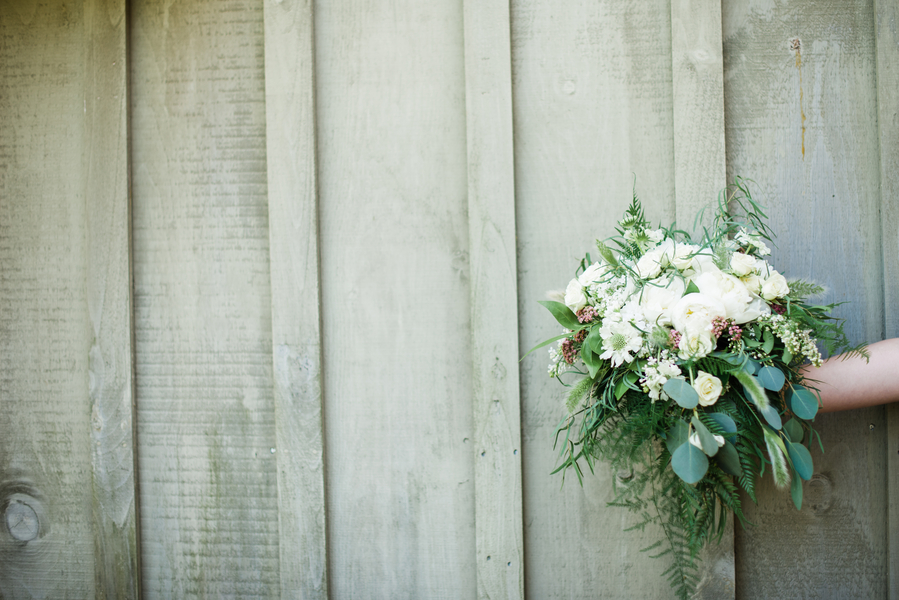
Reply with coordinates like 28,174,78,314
530,180,865,599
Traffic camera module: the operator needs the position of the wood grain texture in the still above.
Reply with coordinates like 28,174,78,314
262,0,328,597
724,2,888,597
670,0,727,231
462,1,524,598
511,1,677,597
873,0,899,595
670,1,734,597
83,0,141,597
130,1,280,597
0,1,96,597
315,1,475,596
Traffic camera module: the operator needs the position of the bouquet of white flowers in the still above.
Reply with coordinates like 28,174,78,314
528,180,866,599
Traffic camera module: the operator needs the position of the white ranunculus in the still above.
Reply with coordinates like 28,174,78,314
579,262,608,286
693,371,723,406
671,292,727,338
730,252,757,277
761,272,790,300
740,296,771,322
678,331,715,360
692,268,756,324
564,278,587,312
640,276,686,327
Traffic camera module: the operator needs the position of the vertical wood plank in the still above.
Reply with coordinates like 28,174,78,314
724,2,887,598
512,1,678,598
462,1,524,598
84,0,141,597
262,0,328,597
0,1,96,597
671,0,727,230
316,1,475,596
670,2,734,597
873,0,899,595
130,2,280,597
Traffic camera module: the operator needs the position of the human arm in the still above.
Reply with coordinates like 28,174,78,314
799,338,899,413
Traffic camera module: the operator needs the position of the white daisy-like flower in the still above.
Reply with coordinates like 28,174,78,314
599,316,645,367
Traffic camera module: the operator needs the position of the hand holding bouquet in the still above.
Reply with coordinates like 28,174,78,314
530,180,866,598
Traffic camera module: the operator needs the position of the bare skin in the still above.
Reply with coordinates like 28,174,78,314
800,338,899,413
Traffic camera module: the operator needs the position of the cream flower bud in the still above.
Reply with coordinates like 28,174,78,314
761,272,790,301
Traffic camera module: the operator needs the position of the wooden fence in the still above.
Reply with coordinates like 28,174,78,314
1,0,897,598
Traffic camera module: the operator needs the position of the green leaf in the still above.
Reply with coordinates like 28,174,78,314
684,281,700,296
595,241,618,267
691,416,721,457
712,351,745,367
743,337,761,348
671,442,709,485
614,375,629,401
782,348,793,364
786,441,813,481
665,420,689,455
663,377,699,409
789,386,819,420
783,419,804,444
707,412,737,441
790,466,803,510
762,329,775,354
520,333,570,362
538,300,582,330
715,440,742,477
757,365,786,392
742,358,761,375
759,404,782,430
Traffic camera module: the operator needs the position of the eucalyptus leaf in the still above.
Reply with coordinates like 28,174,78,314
762,329,775,354
789,386,819,420
782,348,793,364
786,441,814,481
757,365,786,392
707,412,737,442
663,377,699,409
715,441,742,477
711,351,745,367
742,358,761,375
790,466,803,510
782,419,804,444
759,404,782,430
538,300,582,330
671,442,709,485
691,416,721,457
665,420,689,455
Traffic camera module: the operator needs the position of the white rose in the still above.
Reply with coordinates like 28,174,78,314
640,276,686,327
693,371,723,406
742,272,763,295
635,250,665,279
578,262,607,286
761,272,790,301
730,252,757,277
678,331,715,360
564,278,587,312
671,293,727,338
689,431,725,450
692,268,759,324
671,243,699,271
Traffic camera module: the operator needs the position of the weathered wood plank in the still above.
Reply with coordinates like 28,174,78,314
0,1,96,597
511,1,677,597
83,0,141,597
873,0,899,595
671,0,727,230
670,1,734,597
315,0,475,596
130,1,280,597
462,1,524,598
724,2,887,597
262,0,328,597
